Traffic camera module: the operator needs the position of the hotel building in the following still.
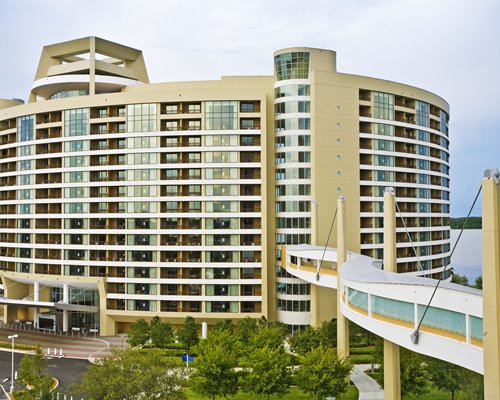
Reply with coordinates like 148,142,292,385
0,37,450,335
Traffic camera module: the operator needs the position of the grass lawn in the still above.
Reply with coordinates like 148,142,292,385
186,384,358,399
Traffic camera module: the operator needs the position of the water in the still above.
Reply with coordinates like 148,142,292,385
450,229,482,282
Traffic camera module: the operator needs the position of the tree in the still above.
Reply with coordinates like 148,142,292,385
150,316,174,348
374,341,430,397
349,320,375,346
240,345,291,399
426,357,468,400
190,330,239,400
474,275,483,289
295,346,351,400
18,345,47,387
319,318,337,348
249,322,287,350
400,348,430,397
212,319,233,333
289,326,320,355
236,316,259,343
127,318,150,347
76,348,187,400
16,346,55,400
177,316,199,351
451,272,469,286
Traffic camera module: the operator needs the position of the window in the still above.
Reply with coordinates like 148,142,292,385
65,140,88,152
65,187,87,198
373,92,394,120
416,101,429,127
418,159,430,170
274,118,310,132
374,170,395,182
374,155,394,166
128,169,157,181
275,84,310,98
17,115,34,142
18,160,31,170
65,156,88,168
417,130,429,142
417,145,430,156
206,201,238,212
165,104,178,114
188,104,201,113
128,137,157,149
206,184,238,196
205,135,238,146
241,119,254,129
240,102,255,112
65,203,87,213
18,145,34,156
127,104,157,132
165,121,178,131
205,151,238,163
205,101,238,130
188,120,201,130
373,123,394,136
165,137,178,148
64,109,89,136
129,153,156,165
128,202,156,213
274,101,310,115
274,52,310,81
128,185,156,197
206,168,237,179
188,137,201,147
374,139,394,151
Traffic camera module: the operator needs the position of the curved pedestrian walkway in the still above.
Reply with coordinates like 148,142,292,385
0,326,126,360
350,364,384,400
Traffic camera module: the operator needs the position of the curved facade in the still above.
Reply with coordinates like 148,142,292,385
0,37,450,335
269,47,450,331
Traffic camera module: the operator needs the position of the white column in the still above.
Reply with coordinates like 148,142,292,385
63,284,69,332
383,188,401,400
33,281,40,302
33,281,40,328
336,195,349,359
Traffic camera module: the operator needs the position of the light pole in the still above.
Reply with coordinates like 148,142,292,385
8,334,18,394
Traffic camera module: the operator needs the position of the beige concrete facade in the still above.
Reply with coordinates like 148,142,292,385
0,37,451,335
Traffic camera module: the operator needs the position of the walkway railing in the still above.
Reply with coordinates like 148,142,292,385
284,245,484,374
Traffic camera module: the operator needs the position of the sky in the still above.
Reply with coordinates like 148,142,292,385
0,0,498,216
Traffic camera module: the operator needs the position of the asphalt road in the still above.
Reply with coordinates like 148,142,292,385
0,350,90,398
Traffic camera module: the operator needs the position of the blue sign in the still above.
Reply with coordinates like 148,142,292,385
182,355,194,362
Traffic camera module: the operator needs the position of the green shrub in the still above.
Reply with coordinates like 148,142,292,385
0,342,37,351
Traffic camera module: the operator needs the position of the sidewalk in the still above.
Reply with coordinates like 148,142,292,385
0,326,126,360
350,364,384,400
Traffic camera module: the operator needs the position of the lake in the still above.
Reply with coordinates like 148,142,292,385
450,229,482,282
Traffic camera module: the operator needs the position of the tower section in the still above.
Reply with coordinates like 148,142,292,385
273,50,314,331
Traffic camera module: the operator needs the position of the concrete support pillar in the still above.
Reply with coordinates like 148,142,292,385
336,195,349,359
33,281,40,302
384,340,401,400
62,283,69,332
33,281,40,328
383,188,401,400
482,169,500,400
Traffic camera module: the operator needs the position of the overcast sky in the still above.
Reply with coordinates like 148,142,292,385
0,0,498,216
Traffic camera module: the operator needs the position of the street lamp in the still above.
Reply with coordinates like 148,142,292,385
7,334,18,394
